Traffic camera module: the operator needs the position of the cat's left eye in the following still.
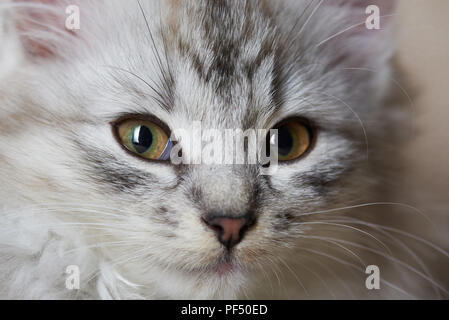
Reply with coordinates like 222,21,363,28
115,119,172,161
268,119,312,162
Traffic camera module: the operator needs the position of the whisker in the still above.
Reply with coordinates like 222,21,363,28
298,234,366,267
302,235,448,296
295,0,325,44
296,247,416,299
343,67,417,134
323,218,443,298
299,221,392,254
308,91,369,159
298,253,356,299
324,218,449,259
296,202,434,225
315,14,398,48
277,256,309,296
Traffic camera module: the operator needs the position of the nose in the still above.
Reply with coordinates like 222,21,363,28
202,214,255,250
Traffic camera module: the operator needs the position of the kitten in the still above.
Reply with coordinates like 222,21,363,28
0,0,447,299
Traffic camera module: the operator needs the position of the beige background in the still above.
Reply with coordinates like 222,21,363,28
396,0,449,236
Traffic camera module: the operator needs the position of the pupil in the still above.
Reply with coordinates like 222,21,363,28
277,126,293,156
132,125,153,154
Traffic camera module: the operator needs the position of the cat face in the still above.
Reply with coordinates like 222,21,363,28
0,0,397,298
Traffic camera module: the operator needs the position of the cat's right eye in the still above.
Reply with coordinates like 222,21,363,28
115,119,173,161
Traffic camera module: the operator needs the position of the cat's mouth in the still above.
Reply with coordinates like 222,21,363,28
204,252,244,277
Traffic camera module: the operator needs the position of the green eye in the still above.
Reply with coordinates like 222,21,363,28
271,119,311,161
117,119,172,160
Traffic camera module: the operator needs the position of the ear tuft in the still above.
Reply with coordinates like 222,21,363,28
10,0,78,58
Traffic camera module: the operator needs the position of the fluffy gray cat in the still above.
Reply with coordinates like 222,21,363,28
0,0,447,299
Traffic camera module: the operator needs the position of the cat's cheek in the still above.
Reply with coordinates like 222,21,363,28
0,127,83,202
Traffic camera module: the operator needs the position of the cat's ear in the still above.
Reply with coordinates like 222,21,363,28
320,0,398,67
10,0,80,58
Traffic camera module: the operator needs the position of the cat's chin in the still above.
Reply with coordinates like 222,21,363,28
194,259,244,279
145,260,247,299
195,252,244,277
213,261,237,276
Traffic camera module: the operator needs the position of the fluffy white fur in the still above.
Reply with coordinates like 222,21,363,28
0,0,447,299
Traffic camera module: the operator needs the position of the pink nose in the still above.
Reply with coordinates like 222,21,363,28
203,216,252,250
